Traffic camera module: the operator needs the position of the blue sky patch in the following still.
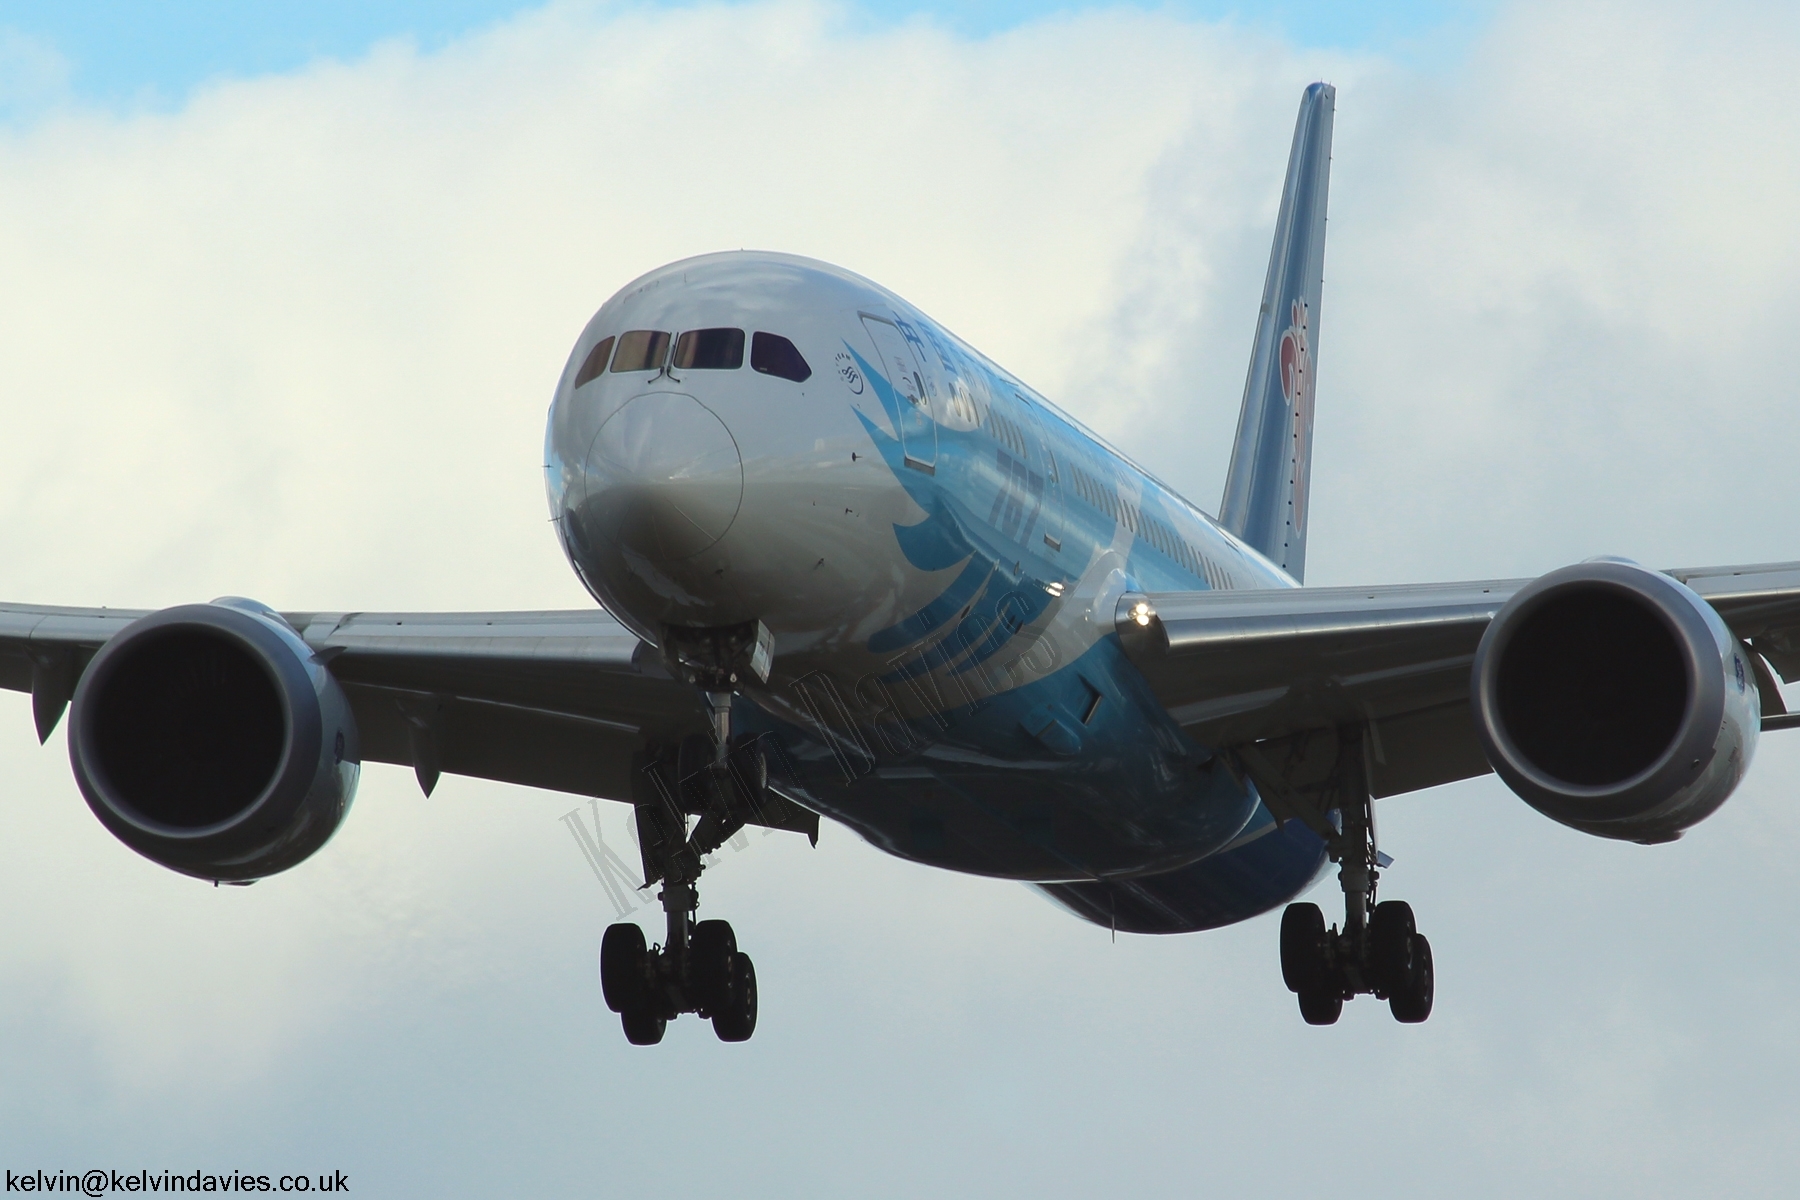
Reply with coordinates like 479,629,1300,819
0,1,1496,119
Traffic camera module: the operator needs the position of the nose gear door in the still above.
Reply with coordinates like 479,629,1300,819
860,313,937,474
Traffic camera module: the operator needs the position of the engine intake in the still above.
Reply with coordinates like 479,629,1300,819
67,600,360,882
1472,560,1758,843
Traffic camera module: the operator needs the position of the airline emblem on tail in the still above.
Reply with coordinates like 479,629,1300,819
1279,299,1314,535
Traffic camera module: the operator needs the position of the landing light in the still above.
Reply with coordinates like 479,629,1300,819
1045,581,1065,597
1132,601,1153,627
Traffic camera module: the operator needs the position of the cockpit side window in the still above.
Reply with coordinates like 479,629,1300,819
610,330,670,373
673,328,745,370
751,332,811,382
573,336,614,388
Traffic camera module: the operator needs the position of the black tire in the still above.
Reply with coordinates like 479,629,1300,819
1369,900,1417,996
1297,983,1343,1026
600,923,647,1014
690,919,738,1014
713,952,758,1042
1390,934,1434,1024
621,1005,667,1045
1280,903,1329,994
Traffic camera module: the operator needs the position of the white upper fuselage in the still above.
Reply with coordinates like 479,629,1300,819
547,252,1285,673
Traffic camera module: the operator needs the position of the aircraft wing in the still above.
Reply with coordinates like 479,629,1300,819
0,603,775,820
1115,561,1800,801
9,561,1800,823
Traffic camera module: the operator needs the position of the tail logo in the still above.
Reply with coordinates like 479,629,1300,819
1278,299,1314,536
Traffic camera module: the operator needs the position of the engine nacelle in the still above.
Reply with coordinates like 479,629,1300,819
1471,559,1758,843
67,599,360,882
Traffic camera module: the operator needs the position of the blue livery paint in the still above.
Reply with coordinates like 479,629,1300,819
742,281,1332,920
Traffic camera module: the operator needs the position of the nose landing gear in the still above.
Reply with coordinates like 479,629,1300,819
600,728,776,1045
600,620,777,1045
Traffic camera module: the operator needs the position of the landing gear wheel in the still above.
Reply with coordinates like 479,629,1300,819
600,923,648,1014
1280,903,1330,994
690,919,738,1015
1389,934,1434,1024
1368,900,1417,996
712,952,758,1042
1297,984,1343,1026
621,1005,667,1045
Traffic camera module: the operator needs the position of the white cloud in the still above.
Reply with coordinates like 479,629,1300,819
0,1,1797,1193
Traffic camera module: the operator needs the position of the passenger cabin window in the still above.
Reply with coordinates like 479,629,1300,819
751,332,811,382
610,330,670,373
674,328,745,370
573,336,614,388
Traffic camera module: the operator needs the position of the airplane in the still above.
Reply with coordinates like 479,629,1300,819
5,82,1797,1044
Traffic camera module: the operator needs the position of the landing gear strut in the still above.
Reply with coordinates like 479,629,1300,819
1243,724,1434,1025
600,621,775,1045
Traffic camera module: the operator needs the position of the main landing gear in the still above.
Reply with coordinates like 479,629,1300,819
1277,765,1433,1025
601,621,776,1045
1239,723,1435,1026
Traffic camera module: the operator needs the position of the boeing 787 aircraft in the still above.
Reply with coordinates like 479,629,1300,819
6,84,1796,1042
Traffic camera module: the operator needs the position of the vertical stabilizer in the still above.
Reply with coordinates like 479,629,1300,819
1219,83,1334,583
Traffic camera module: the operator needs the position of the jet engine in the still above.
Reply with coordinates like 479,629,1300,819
1471,559,1759,844
66,599,360,882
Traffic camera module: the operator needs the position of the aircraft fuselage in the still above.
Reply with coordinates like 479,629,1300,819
546,251,1326,923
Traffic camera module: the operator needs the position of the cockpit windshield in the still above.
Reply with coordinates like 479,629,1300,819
573,336,614,388
594,327,809,383
673,328,745,370
751,332,811,382
610,330,670,373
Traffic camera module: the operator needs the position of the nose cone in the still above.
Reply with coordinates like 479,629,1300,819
582,392,743,562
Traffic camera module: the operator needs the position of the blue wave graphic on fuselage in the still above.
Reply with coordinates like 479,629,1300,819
847,341,1053,679
729,313,1323,931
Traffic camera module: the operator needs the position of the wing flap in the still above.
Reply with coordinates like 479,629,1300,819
1365,699,1491,798
343,682,647,802
290,608,702,733
292,609,710,803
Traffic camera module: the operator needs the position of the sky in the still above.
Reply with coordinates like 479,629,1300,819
1,0,1798,1195
0,0,1493,116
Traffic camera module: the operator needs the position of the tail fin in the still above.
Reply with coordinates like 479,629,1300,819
1219,82,1334,583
